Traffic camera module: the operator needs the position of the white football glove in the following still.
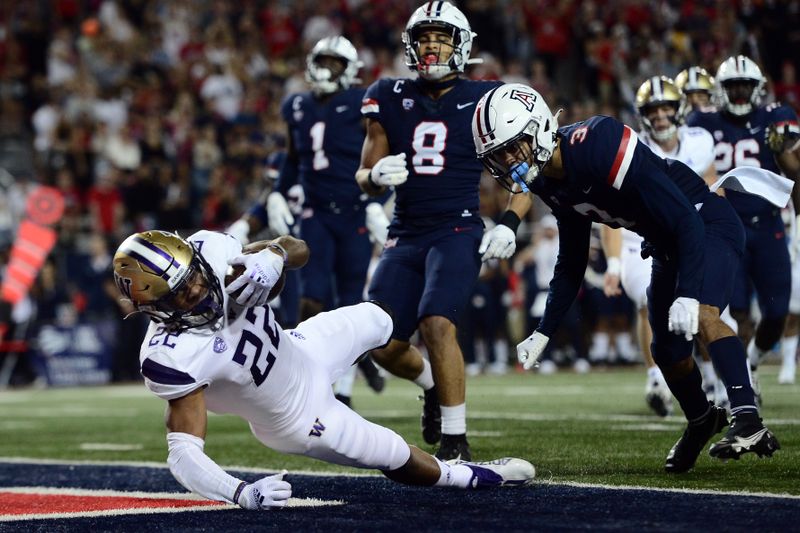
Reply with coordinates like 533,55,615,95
237,471,292,510
365,202,390,246
479,224,516,260
370,153,409,187
517,331,550,370
668,297,699,341
226,248,285,307
267,192,294,236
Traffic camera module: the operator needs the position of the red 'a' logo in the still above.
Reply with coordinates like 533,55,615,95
509,89,537,112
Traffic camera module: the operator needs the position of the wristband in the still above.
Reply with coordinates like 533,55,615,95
266,243,288,264
498,210,522,234
233,480,248,505
606,256,621,276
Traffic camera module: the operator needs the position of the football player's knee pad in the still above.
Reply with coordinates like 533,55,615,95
367,300,395,349
650,339,692,370
754,316,787,350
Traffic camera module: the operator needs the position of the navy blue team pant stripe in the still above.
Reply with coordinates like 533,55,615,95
141,357,196,385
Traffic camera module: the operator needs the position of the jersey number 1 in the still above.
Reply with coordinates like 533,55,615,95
310,121,330,171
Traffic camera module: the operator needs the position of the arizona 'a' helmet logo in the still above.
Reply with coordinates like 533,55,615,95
510,89,537,111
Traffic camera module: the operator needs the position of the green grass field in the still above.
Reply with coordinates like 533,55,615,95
1,364,798,495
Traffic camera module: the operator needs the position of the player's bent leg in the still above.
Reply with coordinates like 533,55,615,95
370,339,425,380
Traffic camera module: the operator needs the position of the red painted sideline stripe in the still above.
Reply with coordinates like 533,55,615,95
0,492,220,516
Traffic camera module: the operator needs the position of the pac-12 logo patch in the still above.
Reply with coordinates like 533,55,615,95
403,98,414,110
510,89,537,111
213,337,227,353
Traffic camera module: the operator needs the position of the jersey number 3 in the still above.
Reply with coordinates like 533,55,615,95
412,122,447,174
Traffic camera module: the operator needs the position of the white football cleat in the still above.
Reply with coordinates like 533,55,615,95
645,376,673,417
450,458,536,488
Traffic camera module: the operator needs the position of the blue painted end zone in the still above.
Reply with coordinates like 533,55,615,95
1,462,798,532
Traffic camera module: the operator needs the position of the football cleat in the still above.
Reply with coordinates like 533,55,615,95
665,403,728,473
709,412,780,460
358,356,385,393
645,378,673,418
420,387,442,445
435,434,472,462
450,458,536,488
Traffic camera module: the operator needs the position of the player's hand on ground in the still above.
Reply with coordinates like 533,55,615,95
237,471,291,510
517,331,549,370
226,248,285,307
365,202,390,246
668,297,699,341
479,224,516,260
370,153,409,186
267,192,294,235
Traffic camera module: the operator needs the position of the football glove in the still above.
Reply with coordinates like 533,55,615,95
237,471,292,510
517,331,549,370
226,248,285,307
267,192,294,236
370,153,409,187
668,297,699,341
478,224,516,260
766,122,800,154
365,202,390,246
602,257,622,297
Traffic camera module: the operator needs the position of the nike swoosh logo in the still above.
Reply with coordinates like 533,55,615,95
749,127,762,134
336,105,348,113
582,186,592,194
731,428,768,453
456,102,475,110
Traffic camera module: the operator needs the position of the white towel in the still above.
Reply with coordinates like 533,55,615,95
710,166,794,208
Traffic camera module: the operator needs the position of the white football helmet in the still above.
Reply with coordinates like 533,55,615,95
473,83,561,193
715,55,765,116
402,1,480,80
305,36,363,95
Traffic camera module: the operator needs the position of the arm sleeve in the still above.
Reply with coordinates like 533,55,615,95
167,432,245,504
622,153,705,299
536,213,592,337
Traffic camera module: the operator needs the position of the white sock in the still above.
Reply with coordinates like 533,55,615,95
434,457,473,488
646,365,663,382
413,357,435,390
700,360,716,386
441,403,466,435
781,335,799,367
333,366,357,397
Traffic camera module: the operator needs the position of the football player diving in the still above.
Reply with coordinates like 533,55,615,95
111,230,535,510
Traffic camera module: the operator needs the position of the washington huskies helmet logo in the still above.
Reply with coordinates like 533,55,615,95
509,89,537,111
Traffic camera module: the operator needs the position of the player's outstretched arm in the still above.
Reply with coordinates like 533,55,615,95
165,388,292,510
479,192,532,260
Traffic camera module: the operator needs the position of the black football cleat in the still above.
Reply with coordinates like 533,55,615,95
665,403,728,473
420,387,441,445
709,412,780,460
435,434,472,462
358,356,385,393
334,393,351,408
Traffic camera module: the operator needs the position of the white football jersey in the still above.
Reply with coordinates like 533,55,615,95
138,231,406,470
139,230,312,435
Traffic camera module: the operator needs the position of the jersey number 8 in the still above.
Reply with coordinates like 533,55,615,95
412,121,447,175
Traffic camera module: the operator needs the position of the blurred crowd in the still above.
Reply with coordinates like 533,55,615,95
0,0,797,384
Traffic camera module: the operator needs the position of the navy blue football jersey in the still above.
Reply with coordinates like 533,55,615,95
361,77,502,233
687,103,799,218
530,116,714,336
279,88,367,210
